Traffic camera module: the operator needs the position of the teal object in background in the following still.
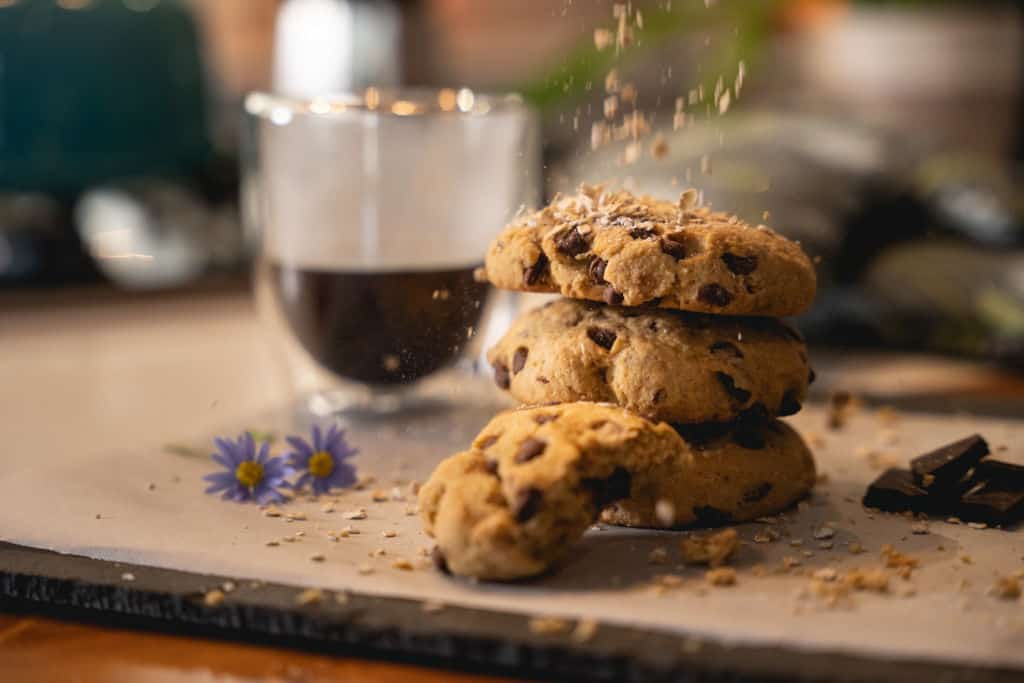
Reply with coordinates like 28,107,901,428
0,0,210,194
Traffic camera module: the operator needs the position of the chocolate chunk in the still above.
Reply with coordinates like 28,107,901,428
536,376,550,384
958,485,1024,527
660,238,688,261
431,546,451,574
515,437,547,463
780,325,805,342
586,327,617,350
715,372,751,404
478,434,499,449
698,283,733,307
512,347,529,374
709,341,744,359
722,252,758,275
652,388,667,404
582,467,632,509
692,506,733,527
974,459,1024,486
644,297,664,307
911,434,989,489
739,402,771,424
603,286,624,305
862,468,935,513
513,488,543,522
647,320,659,332
554,227,590,256
629,227,657,240
588,256,607,284
523,252,549,286
742,482,773,503
533,413,558,425
732,425,767,450
777,390,802,417
808,368,817,385
671,422,731,449
484,459,499,475
492,360,510,389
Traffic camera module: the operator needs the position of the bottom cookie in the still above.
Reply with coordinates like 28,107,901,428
602,419,816,528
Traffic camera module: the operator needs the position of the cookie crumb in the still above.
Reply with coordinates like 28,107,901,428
529,616,570,635
309,553,325,563
990,577,1022,600
813,526,835,540
571,617,599,643
203,589,225,607
648,547,670,565
263,506,283,517
285,512,306,521
705,568,737,587
391,558,414,571
295,588,323,606
320,502,335,513
342,509,368,520
382,530,397,538
681,528,738,567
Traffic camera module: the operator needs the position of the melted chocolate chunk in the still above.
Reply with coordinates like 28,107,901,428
692,506,733,527
554,227,590,256
911,434,989,489
742,482,773,503
777,390,803,417
582,467,632,509
431,546,451,574
698,283,733,307
722,252,758,275
533,413,558,425
653,388,667,404
715,372,752,404
536,376,550,384
477,434,499,449
515,437,547,463
709,341,744,359
629,227,657,240
484,459,499,475
513,488,543,522
659,238,688,261
523,252,549,286
492,360,510,389
586,327,617,350
588,256,608,284
808,368,817,385
603,286,624,305
512,346,529,374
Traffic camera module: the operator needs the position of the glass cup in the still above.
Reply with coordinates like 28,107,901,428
243,88,540,417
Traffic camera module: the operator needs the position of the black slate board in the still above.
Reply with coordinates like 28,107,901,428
0,542,1019,683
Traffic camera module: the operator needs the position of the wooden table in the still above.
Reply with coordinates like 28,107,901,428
3,284,1024,682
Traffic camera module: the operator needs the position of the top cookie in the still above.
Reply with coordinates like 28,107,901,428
483,185,816,316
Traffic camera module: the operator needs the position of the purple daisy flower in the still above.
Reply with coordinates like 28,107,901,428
203,432,291,504
286,424,358,496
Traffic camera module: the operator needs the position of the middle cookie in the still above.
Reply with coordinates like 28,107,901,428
488,298,812,424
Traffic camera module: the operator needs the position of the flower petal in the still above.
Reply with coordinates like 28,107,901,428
285,435,313,458
312,424,323,451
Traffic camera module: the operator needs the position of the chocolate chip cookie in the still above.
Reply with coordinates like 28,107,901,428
418,403,816,580
488,299,812,424
418,403,683,580
482,185,816,316
602,419,816,528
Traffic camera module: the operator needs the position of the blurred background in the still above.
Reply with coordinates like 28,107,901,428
1,0,1022,368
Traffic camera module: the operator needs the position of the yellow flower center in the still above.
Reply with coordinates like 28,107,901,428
235,461,265,489
308,451,335,479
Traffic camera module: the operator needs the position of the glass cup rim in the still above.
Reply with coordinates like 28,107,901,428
245,87,529,121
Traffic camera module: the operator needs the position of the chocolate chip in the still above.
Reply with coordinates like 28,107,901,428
709,341,744,359
733,426,767,450
515,437,547,463
722,252,758,275
647,321,659,332
644,297,663,307
590,420,608,430
692,506,733,527
660,238,688,260
653,388,666,404
603,286,624,305
484,459,499,475
588,256,607,284
742,482,773,503
629,227,657,240
492,360,510,389
478,434,499,449
778,390,802,417
512,347,529,374
698,283,733,307
534,413,558,425
554,227,590,256
715,372,751,404
431,546,451,574
808,368,817,385
523,252,549,286
586,327,617,350
582,467,632,509
513,488,543,522
671,422,731,449
536,376,550,384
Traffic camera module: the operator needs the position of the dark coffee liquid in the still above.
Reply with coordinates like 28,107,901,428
269,263,488,385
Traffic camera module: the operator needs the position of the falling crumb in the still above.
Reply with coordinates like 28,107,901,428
309,553,325,563
295,588,323,606
648,546,670,565
655,499,676,527
382,530,397,538
203,589,225,607
571,617,599,643
342,509,368,520
705,568,737,587
121,572,135,582
421,600,445,613
681,528,738,568
529,616,570,636
391,558,414,571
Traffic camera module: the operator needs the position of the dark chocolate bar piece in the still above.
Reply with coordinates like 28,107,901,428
954,459,1024,527
863,468,933,513
910,434,989,489
973,459,1024,487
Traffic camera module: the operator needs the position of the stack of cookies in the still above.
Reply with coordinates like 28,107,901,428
420,186,819,580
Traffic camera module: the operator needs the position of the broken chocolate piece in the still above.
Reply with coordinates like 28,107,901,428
554,227,590,256
777,390,802,417
515,437,547,463
955,459,1024,526
588,256,607,284
586,327,617,350
698,283,733,307
513,488,543,522
715,372,751,404
721,252,758,275
523,252,549,286
492,360,510,390
512,347,529,374
911,434,989,490
862,469,935,513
